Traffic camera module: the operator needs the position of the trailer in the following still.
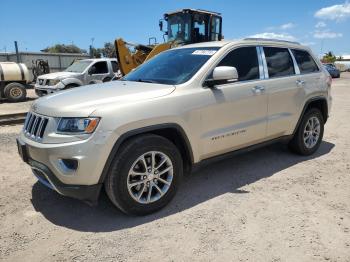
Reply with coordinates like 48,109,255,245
0,62,30,102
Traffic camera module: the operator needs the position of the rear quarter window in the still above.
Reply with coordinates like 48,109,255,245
291,49,319,74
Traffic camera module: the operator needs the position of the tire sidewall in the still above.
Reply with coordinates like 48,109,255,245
107,136,183,215
4,83,27,102
296,109,324,155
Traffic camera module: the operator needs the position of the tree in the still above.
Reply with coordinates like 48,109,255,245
90,47,103,58
101,42,116,58
90,42,116,58
321,51,336,63
42,44,87,54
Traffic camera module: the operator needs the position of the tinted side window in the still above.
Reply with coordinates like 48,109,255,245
217,47,259,81
111,61,119,73
93,62,108,74
291,49,319,74
264,47,295,78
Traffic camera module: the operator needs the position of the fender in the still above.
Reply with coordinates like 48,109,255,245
293,96,328,135
98,123,194,184
61,77,83,87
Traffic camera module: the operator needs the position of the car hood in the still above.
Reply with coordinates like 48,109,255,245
38,71,80,80
32,81,175,117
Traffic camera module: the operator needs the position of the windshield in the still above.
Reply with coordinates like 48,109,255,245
65,60,92,73
123,47,219,85
167,14,191,43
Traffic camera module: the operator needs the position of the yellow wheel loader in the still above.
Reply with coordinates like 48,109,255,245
115,9,222,76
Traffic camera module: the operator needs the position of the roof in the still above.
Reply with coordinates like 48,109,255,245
165,8,221,17
82,58,118,62
176,38,305,49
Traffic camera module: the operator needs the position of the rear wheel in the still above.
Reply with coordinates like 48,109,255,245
104,134,183,215
289,108,324,155
4,82,27,102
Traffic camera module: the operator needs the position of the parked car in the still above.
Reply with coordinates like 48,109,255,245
323,63,340,78
34,58,119,96
0,62,30,102
17,38,332,215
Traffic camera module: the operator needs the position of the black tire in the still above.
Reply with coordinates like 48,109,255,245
102,77,111,82
35,89,46,97
289,108,324,155
4,82,27,102
64,84,79,90
104,134,183,215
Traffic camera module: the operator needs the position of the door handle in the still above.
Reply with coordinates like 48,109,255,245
296,80,306,87
252,86,265,94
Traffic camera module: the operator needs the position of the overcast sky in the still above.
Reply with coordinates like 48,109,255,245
0,0,349,56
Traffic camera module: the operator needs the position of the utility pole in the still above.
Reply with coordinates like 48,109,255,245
14,41,20,63
90,38,95,58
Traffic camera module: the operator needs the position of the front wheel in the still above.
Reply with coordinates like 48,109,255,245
289,108,324,155
104,134,183,215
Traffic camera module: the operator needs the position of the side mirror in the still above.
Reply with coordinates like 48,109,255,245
205,66,238,88
159,20,163,31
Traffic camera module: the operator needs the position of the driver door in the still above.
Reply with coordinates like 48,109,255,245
85,61,110,84
199,46,268,159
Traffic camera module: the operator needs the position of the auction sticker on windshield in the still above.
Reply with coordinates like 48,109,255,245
192,50,217,55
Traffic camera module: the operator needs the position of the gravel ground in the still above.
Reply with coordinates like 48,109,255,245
0,89,37,115
0,74,349,262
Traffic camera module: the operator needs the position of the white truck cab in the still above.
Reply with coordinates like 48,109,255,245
34,58,119,96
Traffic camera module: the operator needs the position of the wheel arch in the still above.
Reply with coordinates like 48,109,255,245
293,96,328,134
98,123,194,184
61,78,83,87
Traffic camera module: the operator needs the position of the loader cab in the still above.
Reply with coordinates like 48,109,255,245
162,9,222,44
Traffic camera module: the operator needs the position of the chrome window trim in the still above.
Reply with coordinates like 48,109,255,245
288,48,301,75
256,46,265,80
259,46,269,79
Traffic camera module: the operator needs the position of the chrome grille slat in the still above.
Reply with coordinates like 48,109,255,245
36,118,44,137
23,112,49,141
31,117,39,136
27,115,36,134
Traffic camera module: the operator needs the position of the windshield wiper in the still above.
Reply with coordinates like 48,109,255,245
136,79,159,83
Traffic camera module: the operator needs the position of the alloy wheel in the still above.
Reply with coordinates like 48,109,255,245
127,151,173,204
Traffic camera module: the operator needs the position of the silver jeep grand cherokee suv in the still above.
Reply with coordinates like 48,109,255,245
17,38,332,215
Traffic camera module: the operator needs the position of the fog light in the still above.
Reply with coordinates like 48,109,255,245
58,159,78,173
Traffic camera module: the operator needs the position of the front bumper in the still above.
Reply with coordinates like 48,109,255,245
34,82,65,96
31,158,102,203
17,138,103,202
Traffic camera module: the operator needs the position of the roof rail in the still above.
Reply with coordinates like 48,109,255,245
243,38,301,45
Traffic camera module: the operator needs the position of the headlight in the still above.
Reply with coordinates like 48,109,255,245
48,79,60,86
57,118,100,134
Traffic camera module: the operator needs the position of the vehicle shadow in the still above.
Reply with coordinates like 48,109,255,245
31,141,334,232
0,97,36,104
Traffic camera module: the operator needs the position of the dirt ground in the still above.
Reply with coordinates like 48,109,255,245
0,74,349,262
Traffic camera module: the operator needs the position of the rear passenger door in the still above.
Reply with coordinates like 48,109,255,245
290,48,323,104
262,46,302,137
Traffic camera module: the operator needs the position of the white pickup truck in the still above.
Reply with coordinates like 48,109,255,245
35,58,119,96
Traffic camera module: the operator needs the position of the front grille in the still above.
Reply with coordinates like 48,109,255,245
23,112,49,140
